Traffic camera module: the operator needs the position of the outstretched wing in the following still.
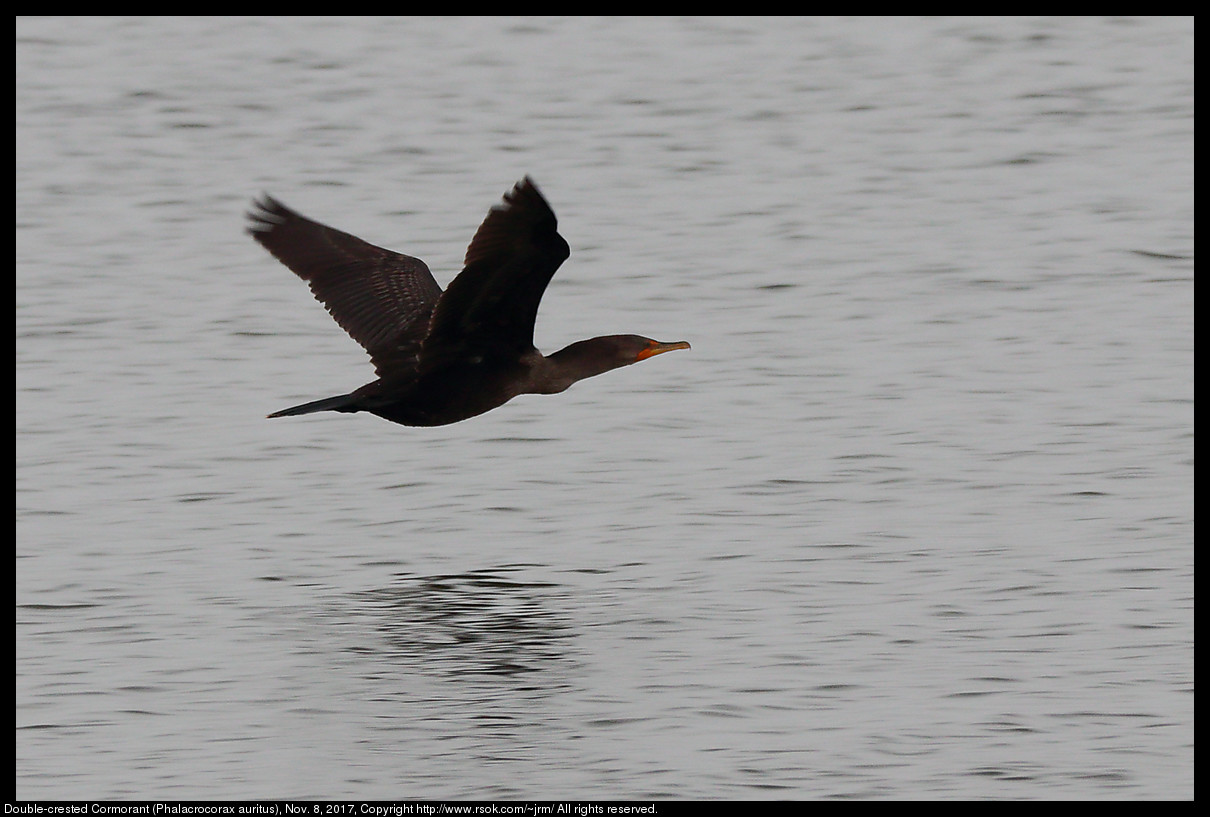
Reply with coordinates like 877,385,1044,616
420,177,571,371
247,195,443,377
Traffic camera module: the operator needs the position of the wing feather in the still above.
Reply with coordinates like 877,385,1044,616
247,195,443,376
421,177,570,370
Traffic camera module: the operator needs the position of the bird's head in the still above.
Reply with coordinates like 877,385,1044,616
542,334,690,392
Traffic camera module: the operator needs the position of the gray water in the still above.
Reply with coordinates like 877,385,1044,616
15,17,1193,800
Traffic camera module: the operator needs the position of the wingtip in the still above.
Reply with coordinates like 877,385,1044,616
249,192,281,212
507,175,540,199
246,193,288,235
502,175,553,216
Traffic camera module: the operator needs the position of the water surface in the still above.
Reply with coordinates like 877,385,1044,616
16,16,1193,799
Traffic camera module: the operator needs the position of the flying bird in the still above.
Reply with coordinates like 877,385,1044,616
248,177,690,426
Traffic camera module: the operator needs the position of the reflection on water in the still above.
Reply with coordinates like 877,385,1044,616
344,567,578,679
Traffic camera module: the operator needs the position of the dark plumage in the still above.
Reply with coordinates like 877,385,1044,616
248,177,689,426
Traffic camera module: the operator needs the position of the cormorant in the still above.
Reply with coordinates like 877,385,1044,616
248,177,689,426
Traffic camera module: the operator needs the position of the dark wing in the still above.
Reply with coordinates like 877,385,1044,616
420,177,571,371
247,195,443,377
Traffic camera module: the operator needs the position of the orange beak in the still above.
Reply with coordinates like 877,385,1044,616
636,340,691,361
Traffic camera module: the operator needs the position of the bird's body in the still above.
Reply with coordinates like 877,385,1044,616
248,178,688,426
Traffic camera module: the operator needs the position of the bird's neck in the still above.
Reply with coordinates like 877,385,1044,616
528,339,624,394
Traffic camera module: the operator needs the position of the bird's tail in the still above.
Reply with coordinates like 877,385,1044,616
267,393,359,418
